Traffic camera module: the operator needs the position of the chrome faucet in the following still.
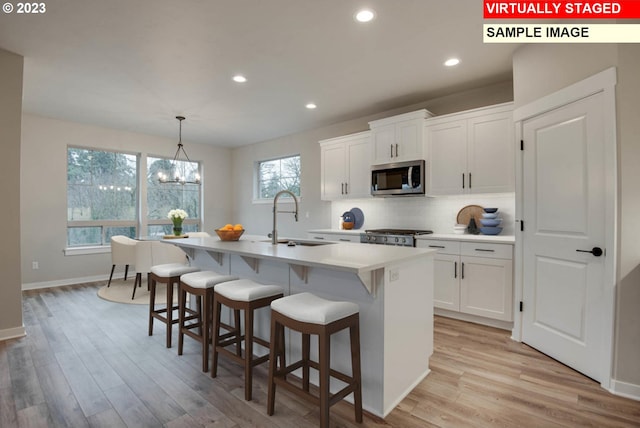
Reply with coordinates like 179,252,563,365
271,190,299,244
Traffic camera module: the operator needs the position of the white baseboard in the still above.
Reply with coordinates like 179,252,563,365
22,273,115,290
610,379,640,401
434,308,514,331
0,325,26,342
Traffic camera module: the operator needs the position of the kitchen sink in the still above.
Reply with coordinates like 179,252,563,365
261,239,336,247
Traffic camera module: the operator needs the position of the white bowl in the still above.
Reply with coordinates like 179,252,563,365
453,229,466,235
454,223,467,229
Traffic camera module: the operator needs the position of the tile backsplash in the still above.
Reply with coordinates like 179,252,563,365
331,193,516,235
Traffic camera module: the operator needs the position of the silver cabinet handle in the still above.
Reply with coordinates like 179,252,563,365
474,248,495,252
428,245,445,248
390,144,393,157
461,262,465,279
469,172,472,188
462,173,465,189
454,261,457,279
395,143,399,157
313,236,325,240
339,238,350,242
344,182,348,194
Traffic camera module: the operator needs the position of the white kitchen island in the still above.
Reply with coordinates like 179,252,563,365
164,235,435,418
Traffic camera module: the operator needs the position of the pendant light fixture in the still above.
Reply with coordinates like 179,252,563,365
158,116,201,185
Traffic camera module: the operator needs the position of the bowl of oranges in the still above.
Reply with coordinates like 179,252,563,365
215,223,244,241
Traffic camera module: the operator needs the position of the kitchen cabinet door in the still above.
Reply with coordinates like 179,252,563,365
467,111,515,194
425,120,467,195
433,254,460,311
345,133,371,199
460,256,513,321
320,142,347,200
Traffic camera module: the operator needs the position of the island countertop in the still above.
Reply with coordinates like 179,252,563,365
164,234,436,275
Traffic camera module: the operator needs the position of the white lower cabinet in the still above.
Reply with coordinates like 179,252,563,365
418,239,514,322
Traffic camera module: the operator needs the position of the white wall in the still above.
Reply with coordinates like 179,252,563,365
20,114,233,287
0,48,24,340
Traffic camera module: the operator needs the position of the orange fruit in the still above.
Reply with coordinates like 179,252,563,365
223,224,234,230
233,224,243,231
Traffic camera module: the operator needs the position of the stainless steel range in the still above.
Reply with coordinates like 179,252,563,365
360,228,433,247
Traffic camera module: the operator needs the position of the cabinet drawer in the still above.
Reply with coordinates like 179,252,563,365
460,242,512,260
417,239,460,255
308,233,361,243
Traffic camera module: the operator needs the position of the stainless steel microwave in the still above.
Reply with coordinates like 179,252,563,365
371,159,425,196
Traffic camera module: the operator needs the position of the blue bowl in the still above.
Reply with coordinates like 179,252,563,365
480,226,503,235
482,212,498,219
480,218,502,227
484,208,499,213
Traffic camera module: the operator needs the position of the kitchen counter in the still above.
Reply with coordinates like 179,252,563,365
307,228,364,236
167,234,433,277
164,234,435,418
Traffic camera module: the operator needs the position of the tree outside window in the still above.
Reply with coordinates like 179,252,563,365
67,147,138,246
257,155,301,200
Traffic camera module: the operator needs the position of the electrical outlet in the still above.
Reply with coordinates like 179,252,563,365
389,268,399,282
32,261,39,270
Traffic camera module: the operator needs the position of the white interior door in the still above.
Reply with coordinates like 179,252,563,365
521,92,608,382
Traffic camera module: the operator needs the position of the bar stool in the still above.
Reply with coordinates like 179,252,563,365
211,279,284,401
148,263,200,348
267,292,362,428
177,271,239,372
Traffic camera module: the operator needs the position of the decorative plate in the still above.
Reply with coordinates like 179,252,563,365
350,207,365,229
456,205,485,227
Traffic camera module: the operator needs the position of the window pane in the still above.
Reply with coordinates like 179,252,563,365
67,148,137,221
106,226,136,241
147,157,201,220
257,155,300,199
68,226,102,246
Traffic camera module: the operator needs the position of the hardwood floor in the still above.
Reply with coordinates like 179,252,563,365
1,282,639,427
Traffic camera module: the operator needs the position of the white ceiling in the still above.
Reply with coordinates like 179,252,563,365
0,0,519,147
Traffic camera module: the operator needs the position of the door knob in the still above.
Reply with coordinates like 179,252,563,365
576,247,603,257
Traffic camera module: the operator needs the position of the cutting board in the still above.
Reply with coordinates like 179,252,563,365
456,205,484,226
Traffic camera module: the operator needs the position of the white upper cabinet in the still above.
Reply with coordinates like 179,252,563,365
319,131,371,200
425,103,515,195
369,110,433,164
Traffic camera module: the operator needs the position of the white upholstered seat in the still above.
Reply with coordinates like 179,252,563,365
180,271,238,289
270,292,359,325
215,279,283,302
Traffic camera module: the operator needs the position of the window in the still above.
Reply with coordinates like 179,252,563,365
67,147,138,246
146,156,201,237
256,154,301,200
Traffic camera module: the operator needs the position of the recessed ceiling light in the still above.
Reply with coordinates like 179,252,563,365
444,58,460,67
355,9,375,23
306,103,317,110
232,75,247,83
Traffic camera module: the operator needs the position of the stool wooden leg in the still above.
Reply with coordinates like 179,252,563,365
166,279,173,348
202,291,211,373
148,276,156,336
267,316,279,416
318,329,331,428
196,295,203,337
177,287,186,356
244,307,254,401
350,319,363,423
234,309,242,357
211,298,222,378
302,333,310,392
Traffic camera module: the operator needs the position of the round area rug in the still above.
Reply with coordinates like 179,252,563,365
97,278,177,305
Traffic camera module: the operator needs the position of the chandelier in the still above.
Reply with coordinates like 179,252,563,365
158,116,201,185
